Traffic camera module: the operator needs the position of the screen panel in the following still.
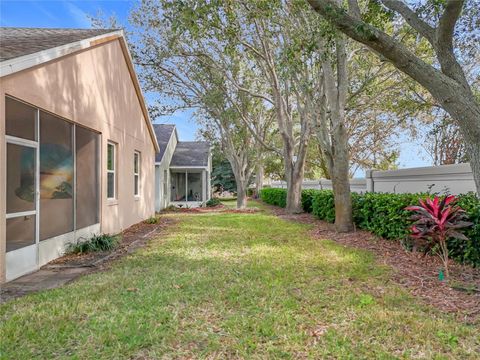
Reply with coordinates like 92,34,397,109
187,172,203,201
6,144,36,214
39,111,74,240
5,97,37,141
6,215,36,252
171,172,186,201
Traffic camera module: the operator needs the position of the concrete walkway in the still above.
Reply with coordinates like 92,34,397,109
0,267,90,303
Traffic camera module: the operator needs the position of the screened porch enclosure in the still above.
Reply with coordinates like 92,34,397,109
5,96,100,280
170,170,204,203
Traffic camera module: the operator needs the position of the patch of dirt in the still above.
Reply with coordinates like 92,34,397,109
46,216,174,269
267,203,480,322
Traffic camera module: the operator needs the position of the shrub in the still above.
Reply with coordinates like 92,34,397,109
311,190,336,222
354,192,425,240
452,193,480,265
206,198,222,207
67,234,119,254
145,216,159,224
301,189,318,213
406,195,472,277
259,188,287,208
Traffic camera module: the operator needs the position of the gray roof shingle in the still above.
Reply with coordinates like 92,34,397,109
171,141,210,167
0,27,117,62
153,124,176,163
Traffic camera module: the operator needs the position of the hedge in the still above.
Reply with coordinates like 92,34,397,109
260,187,287,208
260,187,480,266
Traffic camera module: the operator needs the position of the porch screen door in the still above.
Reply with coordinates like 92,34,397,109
5,97,39,280
5,140,39,280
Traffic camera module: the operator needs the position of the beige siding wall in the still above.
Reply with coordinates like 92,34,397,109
0,39,156,282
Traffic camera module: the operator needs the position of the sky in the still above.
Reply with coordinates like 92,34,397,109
0,0,431,173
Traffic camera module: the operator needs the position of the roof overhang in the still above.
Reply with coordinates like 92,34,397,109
0,29,160,153
170,166,209,170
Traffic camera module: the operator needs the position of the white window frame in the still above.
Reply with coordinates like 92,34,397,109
134,151,141,197
107,142,117,200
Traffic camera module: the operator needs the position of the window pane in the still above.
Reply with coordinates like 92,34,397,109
76,126,99,229
107,144,114,171
107,173,115,198
7,144,36,213
187,172,203,201
39,111,74,240
134,153,139,174
6,97,37,141
171,172,186,201
6,215,36,252
134,175,139,195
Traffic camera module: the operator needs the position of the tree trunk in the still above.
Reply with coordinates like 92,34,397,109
331,126,354,232
228,157,250,210
255,163,264,198
236,180,248,209
286,174,303,213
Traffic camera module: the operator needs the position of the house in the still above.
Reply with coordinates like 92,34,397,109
153,124,211,211
0,28,159,282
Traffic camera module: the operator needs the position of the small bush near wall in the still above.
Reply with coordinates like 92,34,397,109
67,234,119,254
260,187,480,266
206,198,222,207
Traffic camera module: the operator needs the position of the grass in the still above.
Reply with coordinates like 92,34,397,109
220,198,266,209
1,205,479,358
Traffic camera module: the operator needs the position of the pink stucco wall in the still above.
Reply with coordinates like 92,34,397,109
0,39,157,282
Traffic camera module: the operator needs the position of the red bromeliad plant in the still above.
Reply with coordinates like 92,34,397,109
405,195,472,278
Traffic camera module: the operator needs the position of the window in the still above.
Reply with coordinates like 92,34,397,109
107,142,116,199
134,151,140,196
76,126,100,228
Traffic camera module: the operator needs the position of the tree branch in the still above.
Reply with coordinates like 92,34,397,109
381,0,435,45
436,0,464,52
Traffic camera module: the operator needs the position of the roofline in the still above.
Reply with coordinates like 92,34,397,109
0,29,159,152
0,30,121,77
116,33,159,152
169,166,209,169
155,123,177,163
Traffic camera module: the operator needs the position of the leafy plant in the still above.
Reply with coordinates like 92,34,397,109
406,196,472,277
206,198,221,207
66,234,119,254
145,216,159,224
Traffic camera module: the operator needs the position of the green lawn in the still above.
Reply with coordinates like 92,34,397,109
1,207,479,358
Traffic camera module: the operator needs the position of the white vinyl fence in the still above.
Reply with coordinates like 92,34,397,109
267,163,477,195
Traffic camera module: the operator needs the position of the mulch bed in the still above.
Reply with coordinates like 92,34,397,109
47,216,174,269
267,204,480,322
163,204,260,214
